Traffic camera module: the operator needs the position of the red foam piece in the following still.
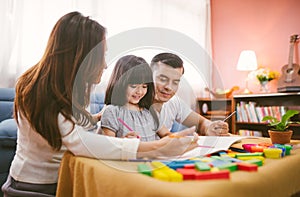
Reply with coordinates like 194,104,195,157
176,169,197,180
184,164,195,169
242,144,256,152
237,162,258,172
195,170,230,180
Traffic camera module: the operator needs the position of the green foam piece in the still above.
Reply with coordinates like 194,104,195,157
245,159,263,167
218,163,238,172
138,164,152,176
195,162,211,171
284,145,292,155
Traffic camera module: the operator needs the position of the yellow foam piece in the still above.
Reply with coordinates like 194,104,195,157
237,156,265,163
151,161,183,182
210,167,220,172
189,157,203,161
200,157,213,162
151,161,167,169
153,170,169,181
165,170,183,182
227,153,236,158
263,148,282,159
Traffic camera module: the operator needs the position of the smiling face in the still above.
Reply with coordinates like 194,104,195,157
126,84,148,105
152,62,183,103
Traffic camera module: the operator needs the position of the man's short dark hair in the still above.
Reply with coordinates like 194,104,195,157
150,53,184,74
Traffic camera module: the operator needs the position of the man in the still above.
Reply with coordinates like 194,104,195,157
150,53,229,136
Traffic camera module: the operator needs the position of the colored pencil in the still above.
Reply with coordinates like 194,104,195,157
223,111,236,122
117,118,140,139
117,118,133,131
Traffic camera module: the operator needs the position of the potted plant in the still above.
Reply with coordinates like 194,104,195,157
262,109,300,144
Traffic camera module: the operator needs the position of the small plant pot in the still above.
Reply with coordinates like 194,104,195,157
268,130,293,144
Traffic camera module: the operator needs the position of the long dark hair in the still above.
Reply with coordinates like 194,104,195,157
14,11,106,150
105,55,159,129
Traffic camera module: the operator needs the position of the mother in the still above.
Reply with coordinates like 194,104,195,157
1,11,198,196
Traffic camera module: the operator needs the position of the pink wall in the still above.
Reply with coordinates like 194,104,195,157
211,0,300,93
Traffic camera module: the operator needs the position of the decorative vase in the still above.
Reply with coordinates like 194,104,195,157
268,130,293,144
260,81,269,93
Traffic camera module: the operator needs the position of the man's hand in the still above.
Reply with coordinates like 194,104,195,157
206,120,229,136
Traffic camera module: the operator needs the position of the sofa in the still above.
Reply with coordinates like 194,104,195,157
0,88,17,196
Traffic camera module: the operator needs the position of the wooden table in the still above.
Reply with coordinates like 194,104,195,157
56,138,300,197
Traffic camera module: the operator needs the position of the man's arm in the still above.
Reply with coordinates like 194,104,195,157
181,111,229,136
181,111,211,135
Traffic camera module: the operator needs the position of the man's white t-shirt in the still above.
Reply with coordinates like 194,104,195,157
159,95,192,131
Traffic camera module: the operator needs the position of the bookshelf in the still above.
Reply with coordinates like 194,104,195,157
232,92,300,139
197,98,233,131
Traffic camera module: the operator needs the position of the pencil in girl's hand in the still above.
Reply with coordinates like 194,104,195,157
117,118,140,139
117,118,133,131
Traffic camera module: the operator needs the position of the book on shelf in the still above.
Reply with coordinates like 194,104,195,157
255,106,264,122
236,101,287,123
248,101,259,123
244,103,253,122
238,130,263,137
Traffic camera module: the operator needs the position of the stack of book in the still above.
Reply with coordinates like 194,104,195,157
236,101,286,123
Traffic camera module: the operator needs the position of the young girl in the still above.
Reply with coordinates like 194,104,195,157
101,55,172,141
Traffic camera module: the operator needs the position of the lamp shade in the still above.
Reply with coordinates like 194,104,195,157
236,50,258,71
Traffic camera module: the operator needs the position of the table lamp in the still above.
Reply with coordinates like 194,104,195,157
236,50,258,94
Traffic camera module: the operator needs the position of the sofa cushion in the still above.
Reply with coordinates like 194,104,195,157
0,119,17,148
0,101,14,122
170,121,188,133
0,88,15,101
0,119,17,196
0,119,17,137
90,93,105,114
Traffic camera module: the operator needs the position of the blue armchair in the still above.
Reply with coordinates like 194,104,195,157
0,88,17,196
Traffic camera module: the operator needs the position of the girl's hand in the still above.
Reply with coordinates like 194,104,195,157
124,131,140,139
93,105,108,122
93,113,102,122
206,120,229,136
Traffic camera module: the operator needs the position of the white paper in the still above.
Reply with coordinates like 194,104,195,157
158,136,253,160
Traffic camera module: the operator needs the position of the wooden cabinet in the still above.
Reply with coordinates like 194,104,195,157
232,92,300,139
197,98,233,131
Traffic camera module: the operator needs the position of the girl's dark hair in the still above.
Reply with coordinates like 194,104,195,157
105,55,159,129
105,55,154,108
150,52,184,74
14,11,106,150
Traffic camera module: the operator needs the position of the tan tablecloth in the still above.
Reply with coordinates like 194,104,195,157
56,138,300,197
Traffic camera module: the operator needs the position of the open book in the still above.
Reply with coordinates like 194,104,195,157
158,136,254,160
